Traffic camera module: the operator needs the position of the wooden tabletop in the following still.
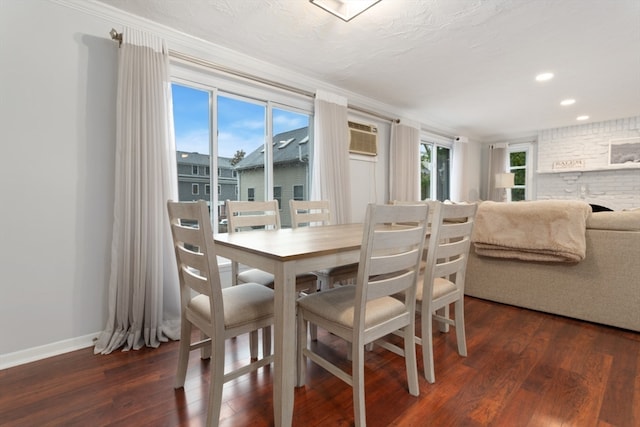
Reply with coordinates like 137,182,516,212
214,223,363,261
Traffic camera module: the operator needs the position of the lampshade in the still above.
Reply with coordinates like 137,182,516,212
310,0,382,22
495,172,515,189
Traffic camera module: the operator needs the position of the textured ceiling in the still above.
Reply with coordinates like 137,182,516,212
97,0,640,141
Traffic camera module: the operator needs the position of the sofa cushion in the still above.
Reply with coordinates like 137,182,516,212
587,209,640,231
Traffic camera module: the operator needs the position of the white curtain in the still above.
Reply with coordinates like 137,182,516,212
450,138,467,202
95,28,180,354
487,144,509,202
389,120,420,202
311,90,352,224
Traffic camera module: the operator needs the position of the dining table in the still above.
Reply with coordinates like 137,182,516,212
214,223,364,426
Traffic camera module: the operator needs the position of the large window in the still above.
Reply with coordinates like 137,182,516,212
171,77,312,232
420,140,451,201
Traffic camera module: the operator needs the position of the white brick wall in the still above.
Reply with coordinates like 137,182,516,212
536,116,640,210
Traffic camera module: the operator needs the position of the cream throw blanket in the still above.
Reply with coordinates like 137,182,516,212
471,200,592,262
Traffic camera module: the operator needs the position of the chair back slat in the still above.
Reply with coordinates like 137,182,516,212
290,200,331,228
227,200,281,232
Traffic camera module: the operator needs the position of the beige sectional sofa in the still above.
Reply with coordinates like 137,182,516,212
465,206,640,332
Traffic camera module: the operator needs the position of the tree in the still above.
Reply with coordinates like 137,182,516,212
230,149,245,166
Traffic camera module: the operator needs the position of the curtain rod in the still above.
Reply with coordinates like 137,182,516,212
109,29,398,124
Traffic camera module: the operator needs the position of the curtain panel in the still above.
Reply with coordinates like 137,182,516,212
95,28,180,354
487,144,508,202
389,121,420,202
311,90,352,224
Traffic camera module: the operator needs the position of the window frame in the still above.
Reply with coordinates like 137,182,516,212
171,64,314,232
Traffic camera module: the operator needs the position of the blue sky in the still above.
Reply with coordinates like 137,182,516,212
172,83,309,158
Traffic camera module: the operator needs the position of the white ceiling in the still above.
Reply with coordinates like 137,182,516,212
96,0,640,141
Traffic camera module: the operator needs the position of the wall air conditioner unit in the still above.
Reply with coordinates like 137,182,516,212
348,121,378,156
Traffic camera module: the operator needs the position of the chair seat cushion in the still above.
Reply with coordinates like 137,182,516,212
298,285,407,330
238,268,275,286
415,277,457,302
189,283,274,329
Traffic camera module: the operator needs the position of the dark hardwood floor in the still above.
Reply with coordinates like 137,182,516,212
2,296,639,426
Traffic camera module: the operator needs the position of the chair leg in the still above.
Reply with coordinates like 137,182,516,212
436,305,450,333
454,299,467,357
307,282,318,341
262,326,272,357
403,324,419,396
249,330,259,360
352,341,366,427
200,330,211,360
174,318,192,389
296,311,307,387
206,337,226,427
422,309,436,383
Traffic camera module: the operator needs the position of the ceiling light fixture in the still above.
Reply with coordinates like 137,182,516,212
577,115,590,121
535,72,554,82
560,99,576,106
310,0,382,22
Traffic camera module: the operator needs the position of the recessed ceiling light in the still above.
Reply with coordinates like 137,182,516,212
577,115,589,121
535,72,554,82
560,99,576,106
310,0,382,22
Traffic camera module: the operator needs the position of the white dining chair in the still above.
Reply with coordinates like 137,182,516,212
227,199,319,350
416,201,478,383
289,199,359,289
296,203,429,427
167,200,274,427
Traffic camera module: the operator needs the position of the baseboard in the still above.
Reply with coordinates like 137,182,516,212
0,332,99,371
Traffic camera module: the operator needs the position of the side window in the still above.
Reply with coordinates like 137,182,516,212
192,183,199,195
293,184,304,201
508,143,533,201
248,187,255,201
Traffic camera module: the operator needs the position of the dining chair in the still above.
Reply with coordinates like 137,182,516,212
416,201,478,383
167,200,274,427
226,199,318,291
289,199,359,289
391,199,439,267
296,203,430,427
226,199,319,348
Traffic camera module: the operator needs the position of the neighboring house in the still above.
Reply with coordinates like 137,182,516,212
176,152,238,222
176,151,211,203
176,126,310,229
234,127,310,227
217,156,238,221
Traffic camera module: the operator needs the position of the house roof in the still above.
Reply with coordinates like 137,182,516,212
234,127,309,171
176,151,234,169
